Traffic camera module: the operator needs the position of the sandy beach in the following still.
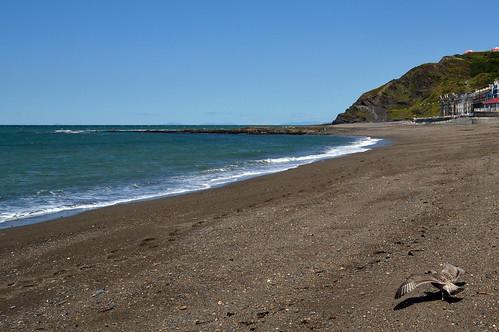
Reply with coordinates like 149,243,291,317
0,122,498,331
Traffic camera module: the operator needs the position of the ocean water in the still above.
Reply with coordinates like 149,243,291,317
0,125,382,228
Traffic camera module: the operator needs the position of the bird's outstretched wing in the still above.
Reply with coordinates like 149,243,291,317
441,263,465,282
395,274,441,299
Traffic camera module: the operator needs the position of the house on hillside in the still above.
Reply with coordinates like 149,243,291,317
463,47,499,54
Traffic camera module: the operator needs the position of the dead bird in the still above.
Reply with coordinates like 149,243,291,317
395,263,465,300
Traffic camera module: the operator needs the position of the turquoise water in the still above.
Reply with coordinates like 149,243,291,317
0,125,381,228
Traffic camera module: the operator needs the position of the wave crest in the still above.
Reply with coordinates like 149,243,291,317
54,129,96,134
261,137,381,164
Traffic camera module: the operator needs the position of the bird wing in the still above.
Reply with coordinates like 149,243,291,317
441,263,465,281
395,274,441,299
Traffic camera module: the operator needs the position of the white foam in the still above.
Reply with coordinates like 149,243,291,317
0,187,196,223
262,137,381,164
54,129,96,134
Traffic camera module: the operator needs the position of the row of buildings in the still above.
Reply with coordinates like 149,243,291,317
440,80,499,117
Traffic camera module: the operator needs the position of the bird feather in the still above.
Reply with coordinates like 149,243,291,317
395,274,441,299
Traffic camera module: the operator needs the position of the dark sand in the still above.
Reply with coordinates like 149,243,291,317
0,123,498,331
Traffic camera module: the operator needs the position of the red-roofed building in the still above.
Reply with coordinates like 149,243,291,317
492,47,499,52
483,98,499,111
464,49,474,54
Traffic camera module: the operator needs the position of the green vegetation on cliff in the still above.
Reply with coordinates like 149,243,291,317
333,51,499,123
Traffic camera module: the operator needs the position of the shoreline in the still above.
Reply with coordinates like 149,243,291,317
0,130,383,229
1,122,498,331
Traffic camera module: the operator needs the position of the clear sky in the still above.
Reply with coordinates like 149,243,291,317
1,0,498,125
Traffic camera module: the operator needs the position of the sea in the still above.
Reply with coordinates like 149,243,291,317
0,125,382,228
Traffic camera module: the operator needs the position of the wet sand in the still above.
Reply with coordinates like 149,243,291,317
0,122,498,331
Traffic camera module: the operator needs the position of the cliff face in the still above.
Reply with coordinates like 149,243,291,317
333,52,499,124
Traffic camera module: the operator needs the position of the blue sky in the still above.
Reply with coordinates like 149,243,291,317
1,0,498,125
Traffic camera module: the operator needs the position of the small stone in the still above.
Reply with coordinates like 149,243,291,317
178,305,187,310
256,311,269,319
92,288,106,297
99,304,115,313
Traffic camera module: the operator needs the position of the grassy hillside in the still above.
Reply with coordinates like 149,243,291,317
333,51,499,123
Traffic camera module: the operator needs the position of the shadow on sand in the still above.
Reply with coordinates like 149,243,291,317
393,291,463,310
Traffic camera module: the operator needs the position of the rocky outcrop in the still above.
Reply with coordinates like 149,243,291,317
106,126,328,135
